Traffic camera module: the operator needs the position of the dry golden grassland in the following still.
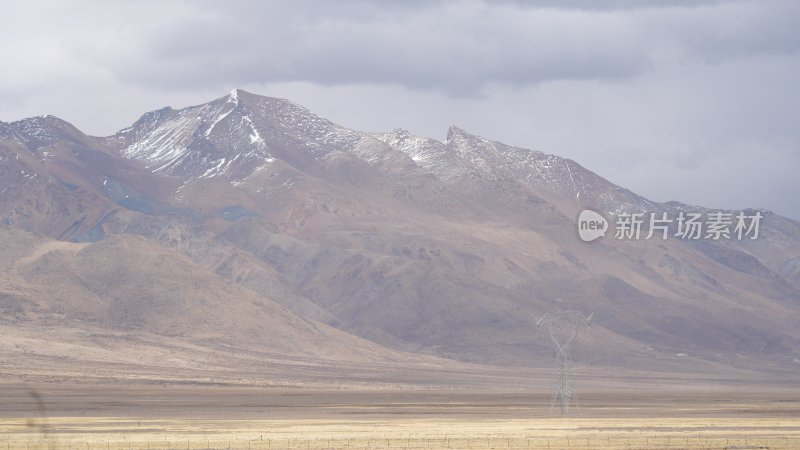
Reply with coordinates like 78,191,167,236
3,384,800,449
4,417,800,449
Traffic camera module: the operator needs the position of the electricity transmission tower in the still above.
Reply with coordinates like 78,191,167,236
536,311,593,415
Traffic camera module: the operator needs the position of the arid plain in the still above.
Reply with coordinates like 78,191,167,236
3,377,800,449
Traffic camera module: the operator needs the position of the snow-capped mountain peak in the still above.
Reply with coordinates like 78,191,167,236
228,88,240,105
115,90,277,180
114,90,369,184
112,90,653,214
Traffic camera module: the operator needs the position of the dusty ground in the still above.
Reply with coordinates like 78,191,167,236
4,416,800,449
2,383,800,449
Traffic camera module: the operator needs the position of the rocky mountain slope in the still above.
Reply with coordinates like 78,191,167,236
1,90,799,383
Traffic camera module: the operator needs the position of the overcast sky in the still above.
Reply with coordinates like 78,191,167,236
1,0,799,218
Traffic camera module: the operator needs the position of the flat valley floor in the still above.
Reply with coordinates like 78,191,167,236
1,383,800,449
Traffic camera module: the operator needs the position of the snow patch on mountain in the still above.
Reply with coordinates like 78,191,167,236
371,125,655,213
242,115,263,145
204,106,234,137
370,129,470,181
118,93,277,180
123,112,202,173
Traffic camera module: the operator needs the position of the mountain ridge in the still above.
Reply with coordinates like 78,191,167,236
1,89,799,384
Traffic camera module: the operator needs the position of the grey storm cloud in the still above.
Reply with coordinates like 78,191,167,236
496,0,745,10
79,0,800,94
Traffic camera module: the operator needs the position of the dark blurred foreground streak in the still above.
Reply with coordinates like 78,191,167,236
25,389,55,449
